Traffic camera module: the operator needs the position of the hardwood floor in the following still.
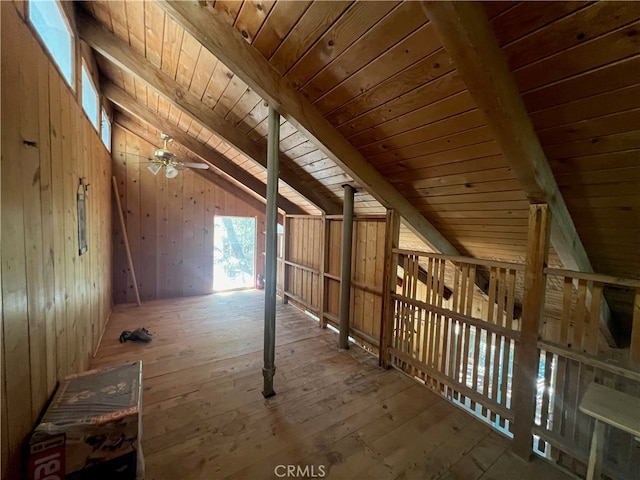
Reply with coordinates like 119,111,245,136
93,291,574,480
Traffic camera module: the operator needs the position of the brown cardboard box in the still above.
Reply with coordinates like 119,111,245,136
27,362,144,480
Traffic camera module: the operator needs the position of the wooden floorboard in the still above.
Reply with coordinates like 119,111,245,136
93,291,574,480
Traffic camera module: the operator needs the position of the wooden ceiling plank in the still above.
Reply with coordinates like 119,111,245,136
157,0,461,255
286,1,397,90
212,0,244,25
314,22,442,115
251,0,311,60
408,190,528,207
124,0,146,56
234,0,275,44
482,2,518,21
89,1,113,32
368,125,495,166
522,54,640,114
555,166,640,187
108,83,304,215
107,0,130,43
544,131,640,160
356,109,485,156
489,1,589,48
548,150,640,175
228,90,263,127
513,21,640,93
330,49,457,129
388,154,507,184
189,48,219,101
175,34,202,90
237,98,270,132
502,2,638,70
408,179,524,198
143,0,165,68
537,109,640,147
269,1,351,76
213,76,250,118
378,141,503,177
347,88,476,147
79,10,340,214
530,84,640,131
406,167,518,191
300,1,426,104
201,62,234,109
159,14,184,79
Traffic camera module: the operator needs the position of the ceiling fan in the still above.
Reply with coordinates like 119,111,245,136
144,133,209,178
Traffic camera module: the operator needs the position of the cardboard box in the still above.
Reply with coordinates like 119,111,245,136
27,362,144,480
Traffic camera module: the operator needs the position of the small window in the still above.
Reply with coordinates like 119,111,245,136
29,0,74,87
101,109,111,151
81,64,99,130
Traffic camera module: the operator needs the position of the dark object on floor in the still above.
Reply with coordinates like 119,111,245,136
119,328,152,343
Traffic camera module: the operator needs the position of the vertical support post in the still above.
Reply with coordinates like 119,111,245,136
512,204,551,459
339,184,355,349
380,209,400,368
319,214,327,328
262,105,279,398
631,288,640,365
282,215,290,305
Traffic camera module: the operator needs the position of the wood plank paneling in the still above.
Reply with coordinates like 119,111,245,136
112,124,266,302
1,5,112,477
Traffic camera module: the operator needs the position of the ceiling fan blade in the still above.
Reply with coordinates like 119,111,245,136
181,162,210,170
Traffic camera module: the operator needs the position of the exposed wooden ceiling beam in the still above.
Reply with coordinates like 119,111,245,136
113,111,271,216
77,8,340,215
156,0,460,256
103,80,305,215
421,1,616,345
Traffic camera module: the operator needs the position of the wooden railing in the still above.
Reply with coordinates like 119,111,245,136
383,247,640,478
388,249,525,435
533,269,640,479
278,208,640,478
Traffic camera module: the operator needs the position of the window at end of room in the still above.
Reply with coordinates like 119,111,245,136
81,64,99,130
101,109,111,151
28,0,74,88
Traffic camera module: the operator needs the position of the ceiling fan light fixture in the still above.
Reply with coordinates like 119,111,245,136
147,163,161,176
165,165,179,178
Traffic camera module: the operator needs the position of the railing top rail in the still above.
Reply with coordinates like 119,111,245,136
545,268,640,289
393,248,525,271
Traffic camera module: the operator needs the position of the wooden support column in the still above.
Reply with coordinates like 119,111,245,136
512,204,551,459
632,288,640,365
319,214,328,329
380,209,400,368
339,184,355,350
282,215,290,305
262,106,279,398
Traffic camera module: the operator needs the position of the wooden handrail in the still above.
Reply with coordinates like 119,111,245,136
537,340,640,382
393,248,525,271
545,268,640,289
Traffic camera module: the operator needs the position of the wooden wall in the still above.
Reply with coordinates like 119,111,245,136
112,125,266,303
1,3,113,478
281,215,386,350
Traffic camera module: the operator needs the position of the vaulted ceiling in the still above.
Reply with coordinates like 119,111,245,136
78,0,639,288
